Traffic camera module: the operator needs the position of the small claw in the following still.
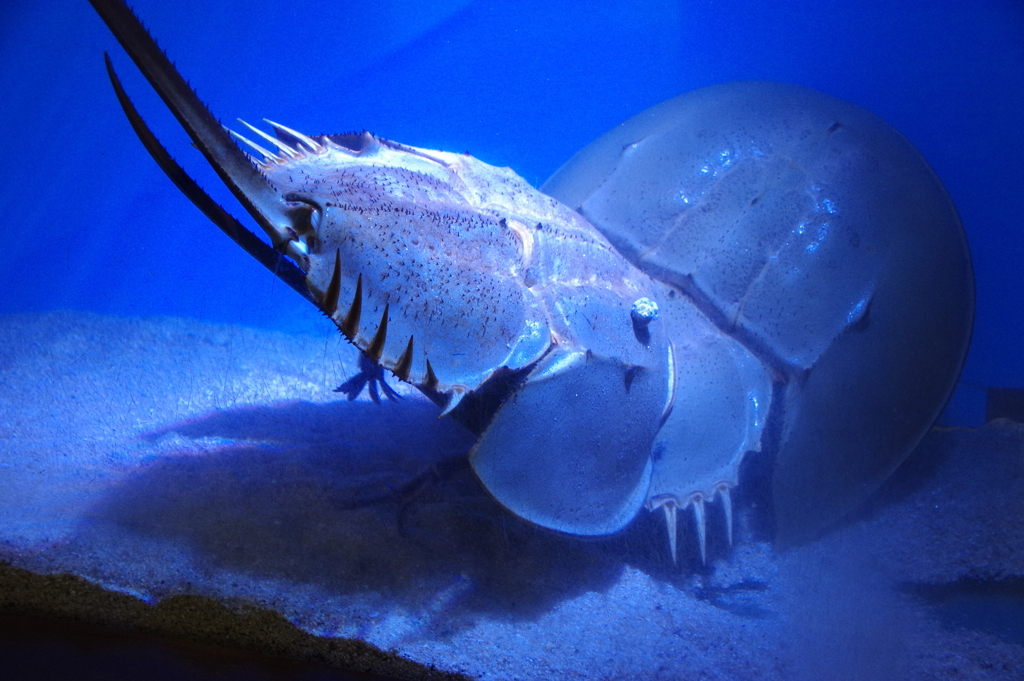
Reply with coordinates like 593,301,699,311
334,371,367,402
333,374,366,401
377,373,401,402
334,351,401,404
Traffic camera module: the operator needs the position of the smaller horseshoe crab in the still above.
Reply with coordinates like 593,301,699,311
89,0,973,562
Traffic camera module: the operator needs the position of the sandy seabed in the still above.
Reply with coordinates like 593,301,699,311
1,311,1022,680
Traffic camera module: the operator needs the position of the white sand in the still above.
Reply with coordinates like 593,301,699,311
1,311,1022,680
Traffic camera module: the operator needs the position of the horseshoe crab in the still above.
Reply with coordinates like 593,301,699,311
89,0,973,561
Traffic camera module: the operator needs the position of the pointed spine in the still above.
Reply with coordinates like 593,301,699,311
692,495,707,565
341,274,362,339
393,336,414,381
365,304,389,361
718,484,734,548
663,501,678,565
237,119,298,157
227,128,281,162
264,119,325,153
321,250,342,316
422,359,439,392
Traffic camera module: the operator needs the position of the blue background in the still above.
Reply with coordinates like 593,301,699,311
1,0,1021,423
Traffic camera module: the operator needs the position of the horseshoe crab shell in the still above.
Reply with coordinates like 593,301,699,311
542,81,974,545
89,0,973,554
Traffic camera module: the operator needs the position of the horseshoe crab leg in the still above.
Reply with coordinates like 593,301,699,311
89,0,317,281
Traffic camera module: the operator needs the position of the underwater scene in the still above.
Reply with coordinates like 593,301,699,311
1,0,1023,679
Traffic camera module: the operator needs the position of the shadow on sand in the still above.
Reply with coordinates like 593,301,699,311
74,397,637,637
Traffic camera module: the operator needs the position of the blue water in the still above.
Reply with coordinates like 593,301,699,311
1,4,1023,677
0,0,1021,408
